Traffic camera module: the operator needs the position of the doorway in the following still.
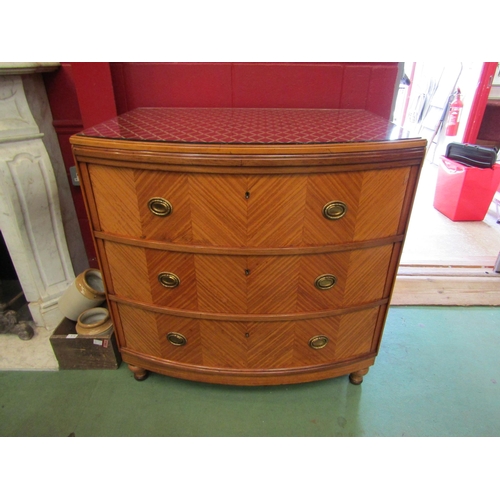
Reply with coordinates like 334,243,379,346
392,62,500,305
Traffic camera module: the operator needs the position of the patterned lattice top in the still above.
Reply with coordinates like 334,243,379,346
78,107,409,144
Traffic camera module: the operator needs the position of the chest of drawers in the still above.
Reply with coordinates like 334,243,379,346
70,108,426,385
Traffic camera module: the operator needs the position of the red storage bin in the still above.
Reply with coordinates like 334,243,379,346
433,156,500,221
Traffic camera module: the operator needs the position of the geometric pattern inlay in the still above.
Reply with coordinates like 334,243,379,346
78,108,403,144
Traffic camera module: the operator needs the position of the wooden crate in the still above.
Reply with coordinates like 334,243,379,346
50,317,121,370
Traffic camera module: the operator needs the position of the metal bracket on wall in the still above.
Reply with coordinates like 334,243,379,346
69,166,80,186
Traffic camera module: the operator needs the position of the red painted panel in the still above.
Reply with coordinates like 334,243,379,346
52,129,79,173
463,62,498,144
71,62,117,128
340,65,371,110
44,64,99,262
366,65,399,120
78,220,97,266
232,63,344,108
110,62,233,111
477,102,500,143
43,64,82,122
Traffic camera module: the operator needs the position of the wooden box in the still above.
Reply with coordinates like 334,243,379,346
50,317,121,370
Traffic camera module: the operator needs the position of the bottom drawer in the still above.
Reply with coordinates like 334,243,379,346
114,303,381,370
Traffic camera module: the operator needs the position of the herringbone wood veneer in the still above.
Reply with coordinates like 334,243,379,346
117,303,379,369
88,166,411,246
103,241,394,314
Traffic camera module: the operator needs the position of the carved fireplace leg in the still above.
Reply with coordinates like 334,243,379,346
349,368,369,385
128,364,149,381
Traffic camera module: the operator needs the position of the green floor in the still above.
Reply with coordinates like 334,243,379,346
1,306,499,437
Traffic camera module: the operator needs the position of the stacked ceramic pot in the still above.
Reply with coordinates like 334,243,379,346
58,269,113,336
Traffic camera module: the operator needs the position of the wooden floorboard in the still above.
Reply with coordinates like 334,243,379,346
393,265,500,306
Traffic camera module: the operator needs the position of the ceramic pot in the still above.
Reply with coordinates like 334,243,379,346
58,268,106,321
76,307,114,336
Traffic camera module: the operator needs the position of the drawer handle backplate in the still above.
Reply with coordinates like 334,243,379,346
323,201,347,220
158,272,180,288
315,274,337,290
148,197,172,217
167,332,187,346
309,335,329,349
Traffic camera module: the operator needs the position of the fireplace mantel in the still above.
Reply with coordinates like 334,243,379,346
0,63,87,329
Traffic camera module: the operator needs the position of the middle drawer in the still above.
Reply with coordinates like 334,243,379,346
103,240,394,314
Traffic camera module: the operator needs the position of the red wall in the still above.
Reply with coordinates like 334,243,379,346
44,62,400,263
110,62,398,118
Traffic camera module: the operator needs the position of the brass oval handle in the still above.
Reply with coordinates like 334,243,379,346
309,335,329,349
167,332,187,346
148,197,172,217
158,272,180,288
323,201,347,220
315,274,337,290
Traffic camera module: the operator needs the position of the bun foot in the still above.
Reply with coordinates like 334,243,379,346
128,364,149,381
349,368,369,385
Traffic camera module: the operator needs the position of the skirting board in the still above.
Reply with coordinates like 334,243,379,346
393,265,500,306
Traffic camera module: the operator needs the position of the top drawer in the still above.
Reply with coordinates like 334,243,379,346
86,165,411,247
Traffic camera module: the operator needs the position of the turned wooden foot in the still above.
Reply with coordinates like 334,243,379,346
128,364,149,381
349,368,369,385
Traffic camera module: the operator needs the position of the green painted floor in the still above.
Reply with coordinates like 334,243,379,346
1,306,499,437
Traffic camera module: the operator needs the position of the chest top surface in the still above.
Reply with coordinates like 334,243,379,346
76,107,413,145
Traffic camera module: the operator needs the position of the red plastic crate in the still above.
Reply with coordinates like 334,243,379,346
433,156,500,221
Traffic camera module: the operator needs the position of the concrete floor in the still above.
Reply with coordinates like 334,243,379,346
1,306,499,437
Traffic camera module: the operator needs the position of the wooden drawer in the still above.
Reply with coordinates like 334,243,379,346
104,240,394,314
115,303,380,370
88,165,411,246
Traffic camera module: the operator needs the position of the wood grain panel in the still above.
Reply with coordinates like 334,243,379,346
302,171,362,245
245,321,296,368
247,175,308,247
104,241,152,303
354,167,410,241
113,305,381,370
292,316,341,366
118,303,161,357
194,254,248,313
135,170,193,243
157,315,203,365
147,250,198,311
88,165,142,236
342,245,393,306
247,255,301,314
295,252,350,312
189,174,248,246
334,308,379,360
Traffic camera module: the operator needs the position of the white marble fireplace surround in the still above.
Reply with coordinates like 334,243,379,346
0,63,88,368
